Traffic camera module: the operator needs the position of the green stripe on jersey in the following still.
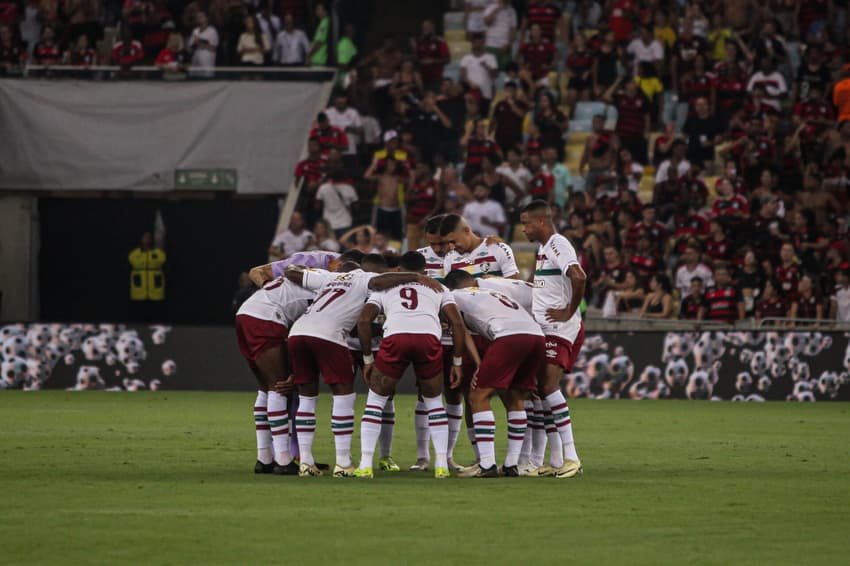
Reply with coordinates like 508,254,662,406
534,268,562,276
473,271,502,278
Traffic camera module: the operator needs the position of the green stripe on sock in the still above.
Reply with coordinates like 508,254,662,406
295,419,315,426
508,426,526,434
364,409,382,419
331,422,354,429
535,268,562,276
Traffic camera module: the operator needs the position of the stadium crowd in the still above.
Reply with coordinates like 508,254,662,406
269,0,850,326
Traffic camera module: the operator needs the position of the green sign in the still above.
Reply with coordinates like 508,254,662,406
174,169,238,190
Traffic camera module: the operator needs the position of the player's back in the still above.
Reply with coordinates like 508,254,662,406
289,269,375,346
452,287,543,341
478,277,534,313
370,282,449,339
236,277,315,327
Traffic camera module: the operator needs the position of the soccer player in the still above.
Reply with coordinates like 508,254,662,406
444,270,546,477
235,276,314,475
411,215,449,470
354,251,468,479
283,260,439,477
519,200,586,478
439,214,521,464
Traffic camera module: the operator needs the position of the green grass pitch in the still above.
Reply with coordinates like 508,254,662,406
1,392,849,565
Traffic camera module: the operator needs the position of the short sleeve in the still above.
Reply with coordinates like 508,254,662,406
547,235,579,273
495,242,519,278
440,288,456,308
302,268,334,291
367,289,385,309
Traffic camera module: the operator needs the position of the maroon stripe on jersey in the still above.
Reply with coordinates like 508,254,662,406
473,256,497,265
425,263,442,269
450,263,469,271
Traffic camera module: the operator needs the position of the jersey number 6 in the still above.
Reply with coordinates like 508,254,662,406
399,287,419,310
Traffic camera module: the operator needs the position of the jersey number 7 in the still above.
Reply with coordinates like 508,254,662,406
314,288,346,311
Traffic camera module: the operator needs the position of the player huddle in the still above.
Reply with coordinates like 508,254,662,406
235,200,586,479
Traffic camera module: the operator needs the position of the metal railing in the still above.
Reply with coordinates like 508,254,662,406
585,315,850,332
12,64,338,82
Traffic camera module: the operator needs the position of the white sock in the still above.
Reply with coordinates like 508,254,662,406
542,403,564,468
380,399,395,459
545,390,579,462
446,403,464,459
423,395,449,470
295,395,318,466
267,391,291,465
288,394,300,459
415,400,430,461
254,391,272,464
472,410,496,469
359,390,389,470
531,399,547,467
519,400,534,466
467,427,480,460
505,410,527,468
332,393,356,468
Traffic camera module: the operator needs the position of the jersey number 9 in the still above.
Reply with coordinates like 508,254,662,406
399,287,419,310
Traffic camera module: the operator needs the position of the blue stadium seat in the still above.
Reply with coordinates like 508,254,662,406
573,101,607,121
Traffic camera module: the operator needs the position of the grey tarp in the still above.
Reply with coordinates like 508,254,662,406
0,80,327,193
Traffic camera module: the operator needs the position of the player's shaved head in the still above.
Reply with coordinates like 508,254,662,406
521,199,553,218
338,261,361,273
439,213,464,236
425,214,447,235
362,253,388,273
339,249,365,264
444,269,475,290
520,199,554,243
399,251,426,273
440,213,478,253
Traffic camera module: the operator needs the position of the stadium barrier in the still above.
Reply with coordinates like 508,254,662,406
2,323,848,401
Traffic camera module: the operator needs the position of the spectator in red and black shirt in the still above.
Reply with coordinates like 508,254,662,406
630,234,662,281
527,152,555,203
789,275,823,326
672,204,710,254
565,34,593,109
33,25,61,65
531,91,568,160
715,61,748,126
595,245,629,303
309,113,348,158
775,242,802,301
463,118,502,182
705,265,745,323
670,21,708,92
705,219,732,264
112,27,145,70
0,24,23,74
64,34,97,66
755,277,788,324
604,77,650,164
793,84,835,153
521,0,564,43
295,138,327,188
630,205,667,254
490,80,528,152
712,178,749,221
406,160,443,249
412,20,450,90
517,23,556,89
680,55,715,116
677,165,709,211
748,196,791,262
679,277,708,320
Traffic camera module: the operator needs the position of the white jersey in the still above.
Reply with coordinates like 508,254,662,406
417,245,446,281
452,287,543,340
478,277,534,313
367,282,454,339
289,269,376,346
236,277,314,327
443,239,519,279
533,234,583,340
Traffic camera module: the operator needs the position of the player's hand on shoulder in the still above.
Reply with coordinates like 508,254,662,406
484,235,504,245
416,273,444,293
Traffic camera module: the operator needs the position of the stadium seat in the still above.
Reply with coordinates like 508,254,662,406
443,11,465,31
569,119,593,133
449,41,471,61
573,101,607,121
443,62,460,83
445,29,465,42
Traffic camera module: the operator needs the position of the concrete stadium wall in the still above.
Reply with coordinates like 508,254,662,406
2,323,849,401
0,196,36,322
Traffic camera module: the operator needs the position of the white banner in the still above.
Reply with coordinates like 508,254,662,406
0,79,328,194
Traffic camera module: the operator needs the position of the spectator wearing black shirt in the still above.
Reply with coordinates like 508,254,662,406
789,274,823,326
679,277,708,320
603,76,651,164
490,80,528,153
705,264,745,323
408,91,453,165
735,250,767,317
755,278,788,325
683,97,722,171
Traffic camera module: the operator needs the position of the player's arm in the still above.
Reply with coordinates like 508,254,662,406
249,263,274,287
357,302,381,363
442,302,468,389
546,264,587,322
496,242,522,280
368,272,443,293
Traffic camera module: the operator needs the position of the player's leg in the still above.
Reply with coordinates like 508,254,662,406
413,336,452,478
539,328,585,478
502,387,528,476
249,367,273,473
467,384,499,477
287,336,322,476
411,388,431,471
530,395,547,469
518,396,535,468
378,394,400,472
318,344,356,478
356,367,398,478
502,336,543,476
253,344,298,474
442,347,464,470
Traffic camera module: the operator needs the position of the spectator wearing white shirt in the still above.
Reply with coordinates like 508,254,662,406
188,12,218,78
465,0,493,38
256,3,280,40
309,219,341,253
746,57,788,113
483,0,516,69
675,244,714,298
269,211,314,259
272,13,310,65
324,92,363,164
463,182,506,236
829,267,850,322
316,170,358,238
626,26,663,75
654,139,691,184
459,33,499,109
496,147,532,207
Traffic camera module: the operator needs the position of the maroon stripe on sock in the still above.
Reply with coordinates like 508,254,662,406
296,427,315,432
475,420,496,426
427,407,445,413
508,419,527,425
476,436,495,442
415,410,428,416
448,414,463,420
254,406,267,411
365,404,383,411
549,402,568,411
296,412,315,417
333,431,354,436
362,417,382,425
268,411,287,417
271,430,288,436
507,434,525,440
382,419,396,425
429,420,449,426
331,415,354,421
256,424,271,430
